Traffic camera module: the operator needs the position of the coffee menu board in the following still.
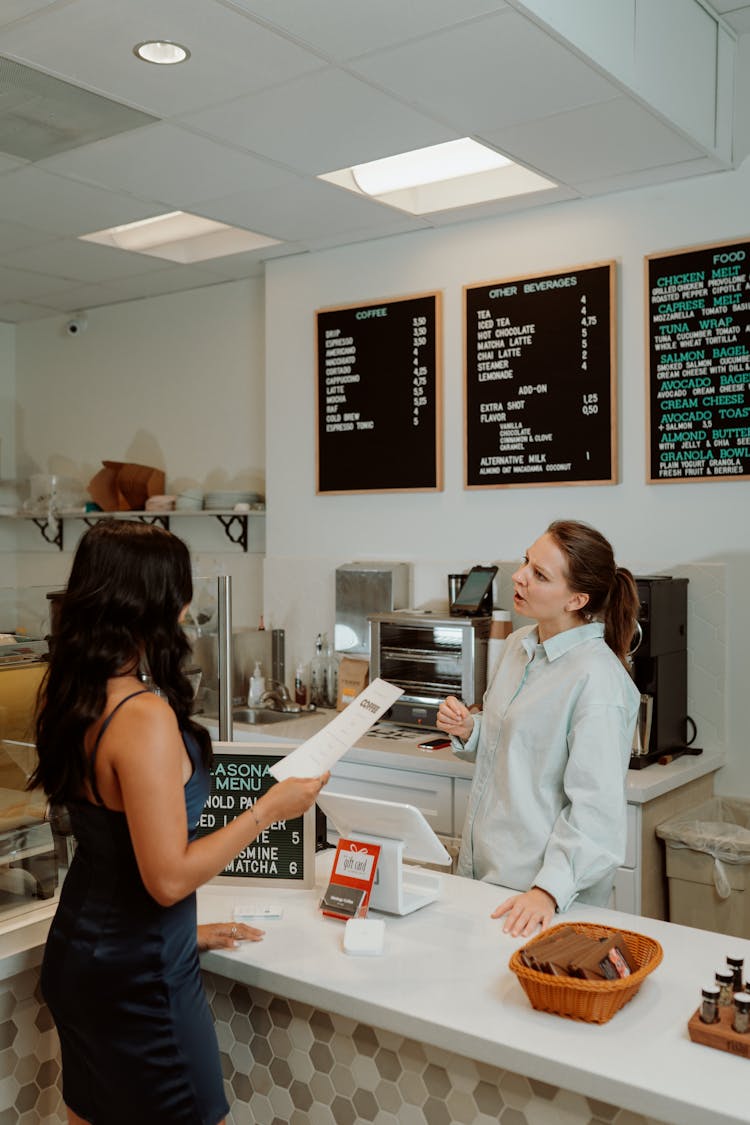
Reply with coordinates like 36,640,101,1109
464,262,616,488
646,238,750,483
316,292,442,493
197,745,315,888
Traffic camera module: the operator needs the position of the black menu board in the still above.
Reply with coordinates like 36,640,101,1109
464,262,616,487
197,745,315,888
316,292,442,493
646,238,750,483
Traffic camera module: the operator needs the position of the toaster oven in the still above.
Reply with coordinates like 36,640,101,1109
368,611,491,728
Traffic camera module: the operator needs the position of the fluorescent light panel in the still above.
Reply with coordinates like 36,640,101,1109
320,138,556,214
79,211,280,263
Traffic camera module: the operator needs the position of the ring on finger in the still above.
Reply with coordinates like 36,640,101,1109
230,926,237,938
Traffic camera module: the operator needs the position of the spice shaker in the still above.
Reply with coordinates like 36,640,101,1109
727,955,744,994
733,992,750,1034
700,985,720,1024
715,968,735,1007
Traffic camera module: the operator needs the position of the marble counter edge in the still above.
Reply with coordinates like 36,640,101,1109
198,866,750,1125
625,747,726,804
202,715,724,795
199,950,711,1125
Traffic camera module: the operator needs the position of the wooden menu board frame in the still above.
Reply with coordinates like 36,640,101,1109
645,237,750,484
463,261,617,489
315,291,443,495
198,743,316,889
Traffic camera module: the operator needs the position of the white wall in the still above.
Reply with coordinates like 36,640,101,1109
264,157,750,797
10,279,266,630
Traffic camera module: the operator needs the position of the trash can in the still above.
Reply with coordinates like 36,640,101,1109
656,798,750,938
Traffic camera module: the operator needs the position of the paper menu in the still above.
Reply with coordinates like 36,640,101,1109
269,678,403,781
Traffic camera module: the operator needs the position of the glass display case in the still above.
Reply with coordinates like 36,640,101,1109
0,588,68,921
0,736,69,922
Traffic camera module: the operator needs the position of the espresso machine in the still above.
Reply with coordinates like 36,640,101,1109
629,575,698,768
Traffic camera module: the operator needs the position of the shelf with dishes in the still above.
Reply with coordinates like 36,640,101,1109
3,508,265,553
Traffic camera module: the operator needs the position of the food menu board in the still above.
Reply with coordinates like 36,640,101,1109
464,262,616,488
197,746,314,887
646,239,750,483
316,292,442,493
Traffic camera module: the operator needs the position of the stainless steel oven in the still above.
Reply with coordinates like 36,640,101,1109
369,611,491,728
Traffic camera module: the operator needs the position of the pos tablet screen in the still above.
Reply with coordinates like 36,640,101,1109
450,565,497,615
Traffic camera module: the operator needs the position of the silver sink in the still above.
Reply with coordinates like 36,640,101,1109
232,707,303,725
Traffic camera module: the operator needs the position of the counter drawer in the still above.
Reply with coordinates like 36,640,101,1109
327,761,453,835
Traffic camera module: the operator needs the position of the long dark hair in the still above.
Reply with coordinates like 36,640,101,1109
30,520,211,804
547,519,639,667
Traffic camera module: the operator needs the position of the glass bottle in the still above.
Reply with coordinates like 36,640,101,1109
715,968,734,1007
700,985,720,1024
324,635,339,708
310,634,326,707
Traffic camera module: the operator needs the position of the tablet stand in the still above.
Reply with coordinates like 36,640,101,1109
347,831,443,915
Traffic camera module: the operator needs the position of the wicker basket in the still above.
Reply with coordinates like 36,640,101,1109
508,921,663,1024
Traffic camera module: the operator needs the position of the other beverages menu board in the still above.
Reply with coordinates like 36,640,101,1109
316,292,442,493
464,263,616,488
197,748,312,886
646,238,750,483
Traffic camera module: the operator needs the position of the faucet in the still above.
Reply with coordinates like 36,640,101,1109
258,680,301,713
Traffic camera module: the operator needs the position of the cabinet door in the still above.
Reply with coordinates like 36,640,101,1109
453,777,472,839
612,867,639,916
328,762,453,834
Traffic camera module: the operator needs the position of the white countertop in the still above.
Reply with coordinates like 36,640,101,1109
200,711,725,801
199,851,750,1125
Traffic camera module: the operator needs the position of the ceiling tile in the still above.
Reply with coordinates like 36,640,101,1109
193,177,410,242
39,122,300,207
89,267,236,304
424,183,579,226
180,69,456,175
575,154,727,197
350,8,618,135
0,0,65,30
0,167,164,235
0,238,176,283
0,265,78,302
481,98,703,186
198,243,307,280
0,0,327,118
24,280,134,312
721,8,750,31
0,220,59,255
0,300,62,323
222,0,508,61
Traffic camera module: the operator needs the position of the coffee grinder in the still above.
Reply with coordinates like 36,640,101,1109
629,575,698,768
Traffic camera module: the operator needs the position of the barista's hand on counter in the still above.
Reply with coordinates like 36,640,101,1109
197,922,264,951
491,886,557,938
436,696,475,742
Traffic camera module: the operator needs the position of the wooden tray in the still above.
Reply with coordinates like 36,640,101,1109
688,1004,750,1058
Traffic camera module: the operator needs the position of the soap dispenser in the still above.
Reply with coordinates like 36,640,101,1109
248,661,265,706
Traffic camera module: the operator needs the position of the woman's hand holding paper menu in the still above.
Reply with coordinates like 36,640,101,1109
270,678,403,781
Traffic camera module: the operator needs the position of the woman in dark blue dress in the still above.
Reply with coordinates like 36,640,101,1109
31,521,327,1125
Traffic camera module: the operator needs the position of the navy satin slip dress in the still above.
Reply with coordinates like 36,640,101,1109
41,691,229,1125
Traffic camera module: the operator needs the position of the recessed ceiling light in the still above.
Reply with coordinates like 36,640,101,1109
133,41,191,65
319,138,556,215
79,211,280,263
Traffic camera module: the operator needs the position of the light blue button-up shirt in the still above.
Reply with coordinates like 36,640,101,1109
454,622,640,911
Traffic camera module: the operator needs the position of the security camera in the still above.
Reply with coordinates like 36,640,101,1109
65,314,87,336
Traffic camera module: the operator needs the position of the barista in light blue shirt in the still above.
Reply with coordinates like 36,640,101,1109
437,520,640,939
